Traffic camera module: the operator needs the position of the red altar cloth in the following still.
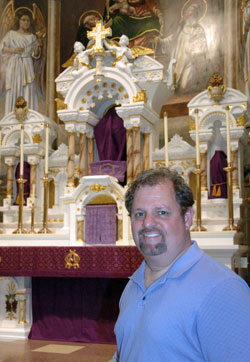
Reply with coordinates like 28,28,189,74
0,246,143,278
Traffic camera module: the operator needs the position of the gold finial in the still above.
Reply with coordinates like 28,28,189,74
14,96,28,123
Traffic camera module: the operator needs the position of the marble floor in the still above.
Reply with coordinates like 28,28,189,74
0,338,116,362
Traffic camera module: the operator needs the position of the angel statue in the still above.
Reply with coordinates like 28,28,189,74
0,1,46,116
103,34,154,77
72,41,93,78
103,35,134,77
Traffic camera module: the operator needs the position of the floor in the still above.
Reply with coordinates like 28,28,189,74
0,338,116,362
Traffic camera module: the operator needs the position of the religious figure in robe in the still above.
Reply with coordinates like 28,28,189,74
157,0,209,93
0,2,46,115
103,0,163,49
75,10,103,49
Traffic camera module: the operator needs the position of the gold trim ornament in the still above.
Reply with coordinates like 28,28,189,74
65,249,80,269
207,73,226,105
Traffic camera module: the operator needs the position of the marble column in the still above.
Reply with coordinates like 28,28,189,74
67,131,75,187
79,132,87,178
46,0,61,122
126,128,133,184
133,125,141,179
87,137,94,175
5,157,16,202
77,218,84,242
200,151,208,191
142,132,150,171
231,149,239,189
224,0,237,88
27,156,40,198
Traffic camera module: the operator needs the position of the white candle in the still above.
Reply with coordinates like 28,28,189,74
195,109,200,166
164,112,169,167
20,125,24,176
225,106,231,164
45,124,49,174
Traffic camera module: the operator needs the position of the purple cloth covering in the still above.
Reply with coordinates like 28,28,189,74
94,107,126,161
85,204,117,244
14,161,30,205
29,277,128,344
209,150,227,199
90,160,127,182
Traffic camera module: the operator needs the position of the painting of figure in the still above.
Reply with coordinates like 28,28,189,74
0,1,46,117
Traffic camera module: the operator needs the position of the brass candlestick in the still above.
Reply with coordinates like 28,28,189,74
191,167,207,232
223,164,237,231
38,174,52,233
0,179,3,234
13,177,27,234
28,203,36,234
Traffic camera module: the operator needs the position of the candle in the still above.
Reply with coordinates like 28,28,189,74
225,106,231,164
195,109,200,166
20,125,24,176
164,112,169,167
45,123,49,174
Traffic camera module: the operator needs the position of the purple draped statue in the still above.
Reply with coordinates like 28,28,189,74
209,150,227,199
94,107,126,161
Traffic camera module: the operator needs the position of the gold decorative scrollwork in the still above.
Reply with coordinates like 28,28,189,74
55,98,68,110
236,114,246,127
90,184,106,193
32,133,42,144
133,89,147,103
65,249,80,269
188,118,195,130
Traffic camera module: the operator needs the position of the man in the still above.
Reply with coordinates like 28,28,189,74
113,167,250,362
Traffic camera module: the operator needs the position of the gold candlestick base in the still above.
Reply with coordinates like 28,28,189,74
222,165,237,231
38,175,52,234
191,168,207,232
28,204,37,234
13,178,27,234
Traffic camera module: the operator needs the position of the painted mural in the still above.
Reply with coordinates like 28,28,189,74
0,0,248,119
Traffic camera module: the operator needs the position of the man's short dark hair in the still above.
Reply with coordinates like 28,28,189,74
125,167,194,216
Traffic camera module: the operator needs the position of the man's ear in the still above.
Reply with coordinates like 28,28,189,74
184,207,194,230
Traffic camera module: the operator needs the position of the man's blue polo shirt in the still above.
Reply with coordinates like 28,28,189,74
114,241,250,362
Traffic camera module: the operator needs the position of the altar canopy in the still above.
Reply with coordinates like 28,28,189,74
94,107,126,161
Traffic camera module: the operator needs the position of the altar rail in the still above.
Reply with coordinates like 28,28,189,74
0,246,143,278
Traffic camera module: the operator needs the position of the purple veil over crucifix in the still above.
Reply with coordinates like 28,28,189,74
94,107,126,161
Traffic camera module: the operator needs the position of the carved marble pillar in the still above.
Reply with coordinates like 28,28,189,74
67,131,75,187
224,0,237,88
46,0,61,122
126,128,133,184
231,149,239,189
133,125,141,179
79,132,87,178
87,137,94,175
142,132,150,171
27,156,40,198
77,217,84,242
5,157,16,202
200,151,208,191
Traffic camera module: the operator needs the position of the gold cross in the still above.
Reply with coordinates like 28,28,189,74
87,20,111,51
